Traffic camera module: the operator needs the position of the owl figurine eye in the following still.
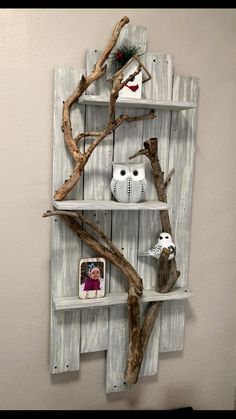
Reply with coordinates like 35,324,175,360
110,162,147,203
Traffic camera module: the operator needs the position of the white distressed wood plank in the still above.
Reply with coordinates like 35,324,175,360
139,303,161,377
53,288,193,311
160,300,185,352
106,306,131,393
106,25,148,394
51,66,85,373
78,95,197,111
53,199,168,211
138,52,174,377
80,50,113,353
159,75,199,352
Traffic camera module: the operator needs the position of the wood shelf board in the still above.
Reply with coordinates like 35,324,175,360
78,95,197,111
53,288,193,311
53,199,168,211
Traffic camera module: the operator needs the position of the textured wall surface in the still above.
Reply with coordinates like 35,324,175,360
0,8,236,410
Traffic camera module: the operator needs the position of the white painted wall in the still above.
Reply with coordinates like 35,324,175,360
0,8,236,410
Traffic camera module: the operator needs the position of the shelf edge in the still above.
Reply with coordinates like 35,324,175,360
53,288,193,311
52,199,169,211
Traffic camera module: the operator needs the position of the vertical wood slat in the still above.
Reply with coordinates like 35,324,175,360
80,51,113,353
105,111,146,394
51,66,85,373
159,75,199,352
105,26,148,393
139,53,173,377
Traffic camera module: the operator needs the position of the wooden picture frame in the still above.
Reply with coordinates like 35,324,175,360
79,257,106,299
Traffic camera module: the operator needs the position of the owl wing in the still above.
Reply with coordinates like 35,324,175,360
139,243,162,259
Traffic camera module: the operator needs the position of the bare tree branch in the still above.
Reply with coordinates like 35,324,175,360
164,168,175,189
53,16,156,201
45,16,181,387
74,131,101,143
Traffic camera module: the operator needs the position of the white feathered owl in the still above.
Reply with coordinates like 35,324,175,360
110,162,147,203
139,232,176,260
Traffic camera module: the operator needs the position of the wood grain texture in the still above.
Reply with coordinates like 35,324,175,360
53,288,192,311
80,50,113,353
138,53,173,377
105,26,148,393
78,95,197,110
53,199,168,211
159,75,199,352
51,66,85,373
50,54,198,388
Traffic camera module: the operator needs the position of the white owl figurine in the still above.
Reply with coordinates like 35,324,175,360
110,162,147,203
139,232,176,261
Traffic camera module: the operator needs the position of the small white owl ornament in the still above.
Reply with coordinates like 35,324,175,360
139,232,176,261
110,162,147,203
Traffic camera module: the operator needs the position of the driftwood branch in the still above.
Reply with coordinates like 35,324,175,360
123,138,181,383
53,16,156,201
164,168,175,189
129,138,180,292
43,209,143,383
44,136,180,385
45,17,179,387
43,137,180,384
43,137,180,385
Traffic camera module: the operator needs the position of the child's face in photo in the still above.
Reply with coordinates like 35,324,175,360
90,268,100,280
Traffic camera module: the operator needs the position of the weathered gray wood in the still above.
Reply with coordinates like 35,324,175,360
106,25,148,394
80,50,113,353
51,50,199,390
138,53,174,377
51,66,85,373
159,75,199,352
78,95,197,110
53,288,193,311
106,306,131,392
53,199,168,211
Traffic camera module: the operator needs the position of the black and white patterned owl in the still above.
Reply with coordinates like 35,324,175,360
139,232,176,260
110,162,147,203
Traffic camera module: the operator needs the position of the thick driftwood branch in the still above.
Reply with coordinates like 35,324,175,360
130,137,171,234
45,137,180,385
54,16,129,200
46,138,180,386
43,210,125,262
47,16,179,387
54,16,156,201
130,138,180,292
125,137,181,383
43,209,143,383
54,110,155,201
74,131,101,142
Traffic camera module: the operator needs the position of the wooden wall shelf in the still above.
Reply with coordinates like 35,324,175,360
53,287,193,311
78,94,197,111
53,199,168,211
50,23,199,393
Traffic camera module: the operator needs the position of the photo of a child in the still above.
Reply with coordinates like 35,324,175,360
79,258,105,299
